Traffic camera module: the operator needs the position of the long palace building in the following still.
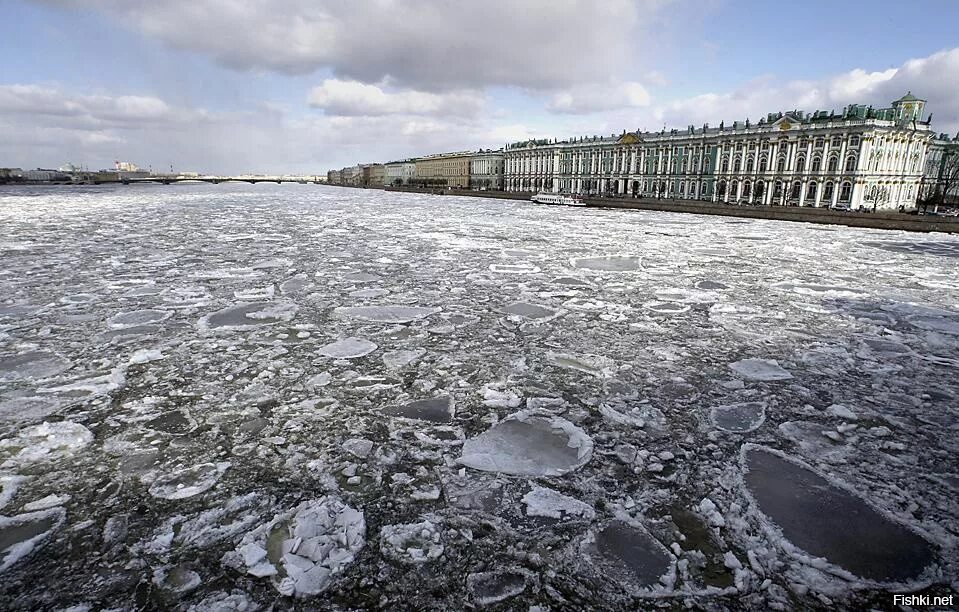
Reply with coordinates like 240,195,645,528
505,93,945,210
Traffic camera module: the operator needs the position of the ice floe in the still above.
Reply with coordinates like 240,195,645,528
199,302,297,330
333,305,440,323
586,520,674,590
0,507,66,573
710,402,766,433
570,255,643,271
459,412,592,477
547,351,617,377
0,351,72,381
384,396,453,423
381,349,425,369
0,421,93,467
148,462,230,500
501,302,557,320
317,337,378,359
106,309,171,328
743,446,936,583
467,569,531,606
728,358,793,381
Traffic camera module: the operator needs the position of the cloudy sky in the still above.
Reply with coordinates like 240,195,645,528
3,0,958,174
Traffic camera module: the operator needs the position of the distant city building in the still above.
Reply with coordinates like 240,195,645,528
0,168,24,183
341,166,358,186
114,161,141,172
22,168,70,182
469,150,504,190
921,133,959,210
414,151,472,188
328,169,342,184
368,163,386,187
505,93,937,210
58,163,82,173
384,160,416,186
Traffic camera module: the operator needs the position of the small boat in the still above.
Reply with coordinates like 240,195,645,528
531,192,585,206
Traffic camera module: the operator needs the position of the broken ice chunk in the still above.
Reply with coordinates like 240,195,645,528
380,520,445,564
728,358,793,381
825,404,857,420
224,496,365,598
341,438,374,459
522,486,595,520
23,494,70,512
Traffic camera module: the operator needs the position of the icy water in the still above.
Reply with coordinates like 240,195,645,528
0,183,957,609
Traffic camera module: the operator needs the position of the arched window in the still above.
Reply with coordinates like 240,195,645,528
774,181,783,197
812,156,822,172
717,180,727,196
791,181,801,198
839,181,852,201
824,182,834,200
734,158,742,173
746,157,754,173
796,156,806,172
827,156,839,172
845,156,857,172
721,157,729,173
743,180,751,198
808,182,818,201
759,157,768,173
731,180,739,198
755,181,765,198
777,157,786,172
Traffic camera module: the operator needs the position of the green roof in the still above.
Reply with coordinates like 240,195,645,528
896,91,921,102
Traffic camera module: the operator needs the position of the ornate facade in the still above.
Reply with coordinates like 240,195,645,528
505,93,936,210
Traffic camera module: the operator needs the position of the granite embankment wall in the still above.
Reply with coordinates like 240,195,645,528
331,184,959,234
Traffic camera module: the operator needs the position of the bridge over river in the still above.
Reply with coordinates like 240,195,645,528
117,175,325,185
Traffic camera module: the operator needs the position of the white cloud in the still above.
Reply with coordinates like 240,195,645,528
40,0,666,91
650,48,959,137
0,84,180,125
547,81,651,114
308,80,484,117
0,83,523,173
